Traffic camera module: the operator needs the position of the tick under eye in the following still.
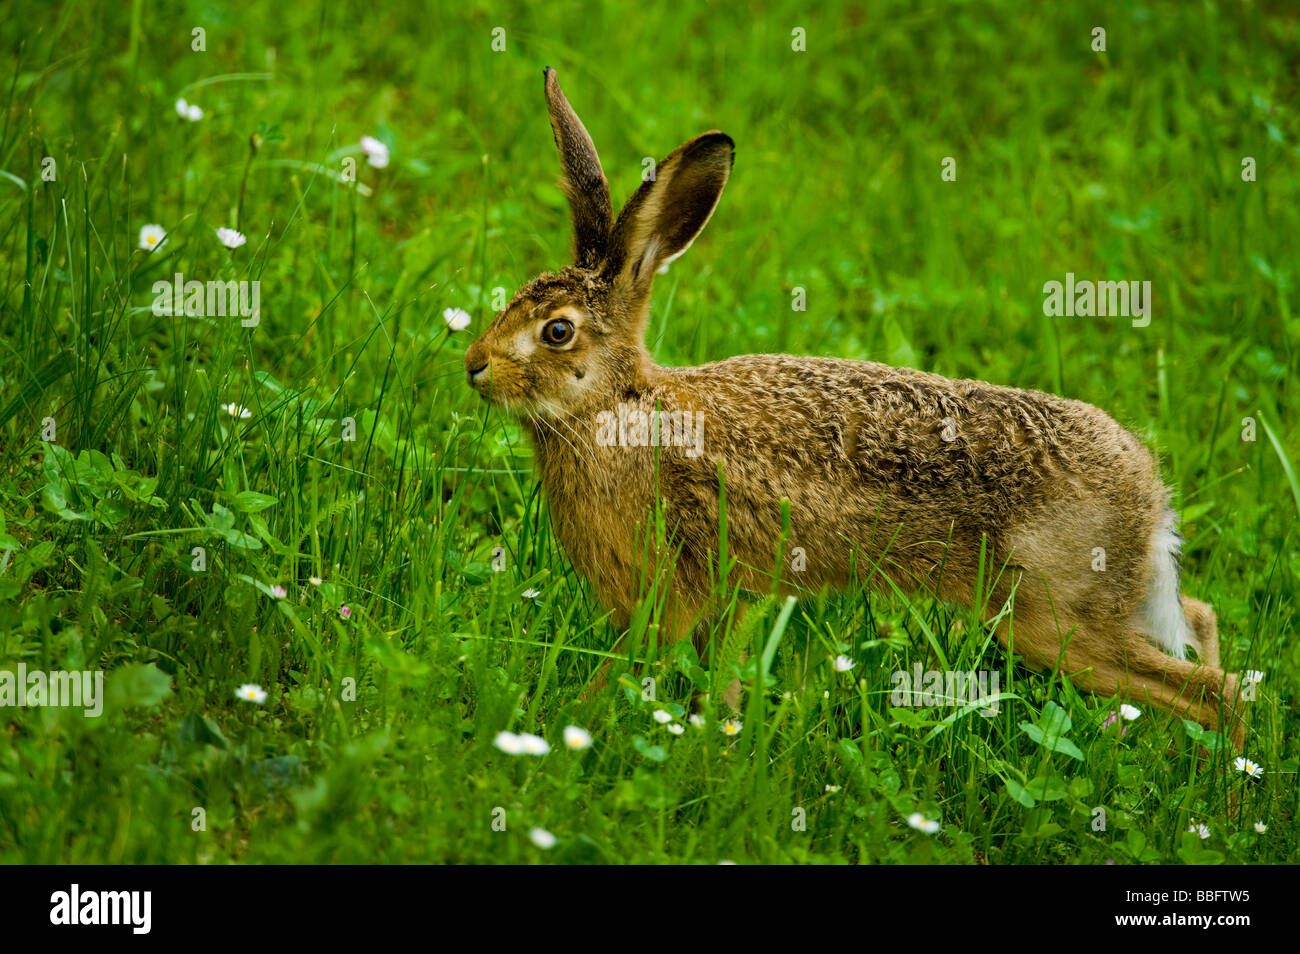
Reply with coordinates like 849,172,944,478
542,318,575,346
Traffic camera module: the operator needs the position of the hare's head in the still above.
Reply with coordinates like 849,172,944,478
465,67,733,418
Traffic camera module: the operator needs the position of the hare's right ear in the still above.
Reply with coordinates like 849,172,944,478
602,131,734,302
544,67,612,270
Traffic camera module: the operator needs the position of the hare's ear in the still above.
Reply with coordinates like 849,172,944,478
544,68,612,270
604,131,734,298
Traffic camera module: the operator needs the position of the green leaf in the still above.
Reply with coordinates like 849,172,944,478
221,529,263,550
107,663,173,709
1019,702,1085,760
1181,719,1223,751
41,483,90,521
631,735,667,762
889,706,939,729
232,491,278,513
1005,778,1036,807
209,503,236,532
1025,775,1069,802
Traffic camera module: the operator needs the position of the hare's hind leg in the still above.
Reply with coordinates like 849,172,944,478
1181,595,1219,668
990,595,1244,749
1111,631,1244,750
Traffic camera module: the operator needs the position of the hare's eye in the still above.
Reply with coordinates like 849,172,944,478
542,318,575,346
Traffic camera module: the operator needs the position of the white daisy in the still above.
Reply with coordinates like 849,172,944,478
832,654,855,672
235,683,267,704
1188,822,1210,839
688,714,705,727
667,723,684,735
529,827,556,849
1254,821,1267,834
563,725,592,750
1233,756,1263,779
519,733,551,755
138,224,167,252
309,576,323,586
1119,704,1141,721
521,588,541,600
223,402,252,419
360,135,390,169
493,731,525,755
907,812,940,834
720,718,742,737
443,307,472,331
270,585,286,599
652,709,673,724
175,98,203,121
216,227,246,249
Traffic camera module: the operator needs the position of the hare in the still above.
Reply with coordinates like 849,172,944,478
464,67,1244,748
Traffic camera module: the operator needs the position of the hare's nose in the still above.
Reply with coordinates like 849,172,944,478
464,342,489,384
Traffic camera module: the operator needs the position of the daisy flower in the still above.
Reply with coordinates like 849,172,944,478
360,135,390,168
529,827,556,849
175,98,203,121
521,588,541,600
1233,756,1263,779
494,731,525,755
906,813,940,835
138,224,167,252
832,655,855,672
688,714,705,727
563,725,592,750
309,576,323,586
720,718,743,737
1188,822,1210,839
1119,704,1141,721
518,733,551,755
223,402,252,419
667,723,684,735
1254,821,1267,834
652,709,673,724
235,683,267,704
270,585,287,599
216,227,246,249
443,307,472,332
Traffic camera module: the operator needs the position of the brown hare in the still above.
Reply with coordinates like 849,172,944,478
465,67,1244,748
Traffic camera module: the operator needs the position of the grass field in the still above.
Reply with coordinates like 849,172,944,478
1,0,1297,864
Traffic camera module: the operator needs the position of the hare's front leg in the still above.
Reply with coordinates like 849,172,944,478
580,589,704,701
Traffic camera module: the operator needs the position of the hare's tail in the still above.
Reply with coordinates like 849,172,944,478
1136,507,1199,660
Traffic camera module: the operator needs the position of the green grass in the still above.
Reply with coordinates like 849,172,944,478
1,0,1297,864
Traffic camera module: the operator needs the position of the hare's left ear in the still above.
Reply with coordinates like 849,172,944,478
544,67,613,270
604,131,734,298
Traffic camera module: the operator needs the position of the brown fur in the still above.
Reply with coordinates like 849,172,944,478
464,69,1244,747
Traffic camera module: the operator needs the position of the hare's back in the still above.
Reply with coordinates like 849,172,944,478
664,353,1155,507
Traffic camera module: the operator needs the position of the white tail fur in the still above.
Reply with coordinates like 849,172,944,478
1137,509,1198,659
